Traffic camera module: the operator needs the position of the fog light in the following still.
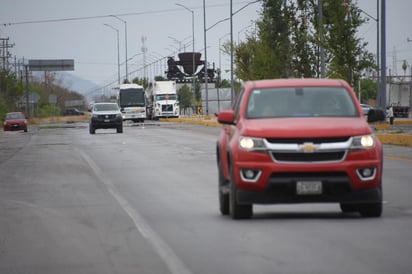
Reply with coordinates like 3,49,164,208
240,169,262,183
356,167,376,181
362,168,373,177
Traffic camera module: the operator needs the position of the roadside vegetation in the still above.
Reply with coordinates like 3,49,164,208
0,72,85,120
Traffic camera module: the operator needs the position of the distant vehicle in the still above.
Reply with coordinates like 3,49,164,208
88,101,95,112
216,78,385,219
89,102,123,134
116,83,146,122
145,81,179,120
63,108,85,116
3,112,28,132
360,104,373,115
391,104,410,118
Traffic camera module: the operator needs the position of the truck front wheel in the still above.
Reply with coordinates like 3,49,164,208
229,165,252,219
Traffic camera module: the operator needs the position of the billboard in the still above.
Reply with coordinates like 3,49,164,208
28,59,74,71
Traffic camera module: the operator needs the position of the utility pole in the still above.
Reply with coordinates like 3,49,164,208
378,0,386,112
0,37,14,97
25,65,30,117
141,36,148,84
1,37,14,71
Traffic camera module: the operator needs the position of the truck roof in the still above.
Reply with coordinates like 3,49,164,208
119,83,144,89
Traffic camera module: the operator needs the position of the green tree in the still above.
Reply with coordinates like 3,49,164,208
177,84,194,115
132,77,149,88
231,0,375,85
37,103,61,117
154,76,167,81
360,78,377,103
322,1,375,86
290,0,317,77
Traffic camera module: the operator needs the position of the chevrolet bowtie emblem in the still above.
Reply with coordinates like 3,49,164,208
299,143,319,153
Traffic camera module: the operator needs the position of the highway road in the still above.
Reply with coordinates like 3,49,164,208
1,121,411,274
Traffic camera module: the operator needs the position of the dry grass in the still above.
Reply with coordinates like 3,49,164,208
28,115,89,125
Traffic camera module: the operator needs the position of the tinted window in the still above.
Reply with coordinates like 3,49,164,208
119,88,145,107
246,87,358,118
6,113,24,120
94,104,119,111
155,94,177,100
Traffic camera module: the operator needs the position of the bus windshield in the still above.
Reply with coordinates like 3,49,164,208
119,88,145,107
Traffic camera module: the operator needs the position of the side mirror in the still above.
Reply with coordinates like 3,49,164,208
217,110,235,125
367,108,385,123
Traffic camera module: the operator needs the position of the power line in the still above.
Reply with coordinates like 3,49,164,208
1,2,258,26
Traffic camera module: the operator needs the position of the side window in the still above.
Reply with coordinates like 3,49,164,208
233,88,245,123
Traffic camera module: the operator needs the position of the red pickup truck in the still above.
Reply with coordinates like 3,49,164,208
216,79,384,219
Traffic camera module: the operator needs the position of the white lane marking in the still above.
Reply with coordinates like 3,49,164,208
77,148,193,274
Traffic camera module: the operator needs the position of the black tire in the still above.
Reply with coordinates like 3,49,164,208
89,125,95,134
340,203,358,213
24,129,28,132
358,202,382,218
229,164,253,219
117,126,123,133
218,158,230,215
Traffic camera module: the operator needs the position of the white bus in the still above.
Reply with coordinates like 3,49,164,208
116,83,146,122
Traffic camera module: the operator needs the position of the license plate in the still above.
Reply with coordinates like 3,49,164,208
296,181,322,195
104,119,110,122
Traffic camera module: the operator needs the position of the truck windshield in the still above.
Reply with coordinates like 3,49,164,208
119,88,145,107
155,94,177,100
246,87,358,119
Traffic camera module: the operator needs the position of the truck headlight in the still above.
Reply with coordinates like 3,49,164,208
350,134,375,150
239,136,266,151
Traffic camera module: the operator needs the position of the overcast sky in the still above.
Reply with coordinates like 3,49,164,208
1,0,412,91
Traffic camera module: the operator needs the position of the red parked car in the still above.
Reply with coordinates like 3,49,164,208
3,112,28,132
216,79,384,219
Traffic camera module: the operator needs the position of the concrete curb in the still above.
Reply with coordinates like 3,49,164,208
375,133,412,147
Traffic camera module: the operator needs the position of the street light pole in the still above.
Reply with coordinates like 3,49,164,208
111,15,128,82
176,3,196,110
104,23,120,85
379,0,386,111
203,0,209,115
318,0,326,78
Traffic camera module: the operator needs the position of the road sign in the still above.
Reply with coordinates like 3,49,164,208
28,59,74,71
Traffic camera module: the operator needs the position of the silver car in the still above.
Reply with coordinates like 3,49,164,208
360,104,373,115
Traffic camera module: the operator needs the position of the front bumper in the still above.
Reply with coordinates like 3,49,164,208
4,123,27,131
90,118,122,129
237,176,382,205
232,149,382,205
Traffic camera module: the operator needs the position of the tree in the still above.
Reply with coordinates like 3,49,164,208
360,78,377,103
132,77,149,88
322,0,375,86
177,84,194,115
154,76,167,81
290,0,317,78
231,0,375,85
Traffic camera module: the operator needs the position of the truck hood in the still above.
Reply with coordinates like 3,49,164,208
6,118,26,123
241,117,373,138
